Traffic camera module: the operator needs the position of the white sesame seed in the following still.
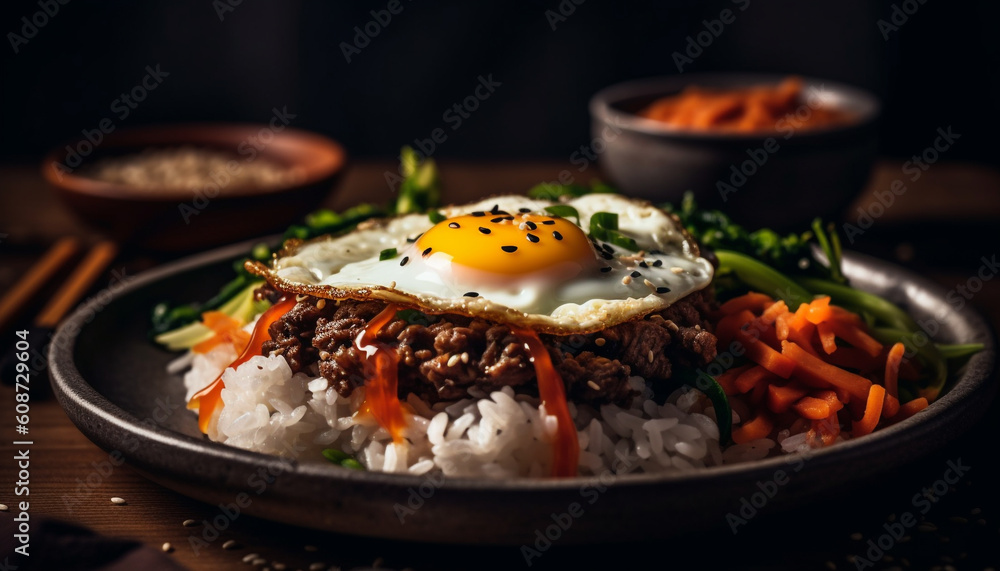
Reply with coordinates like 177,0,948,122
388,281,396,289
251,558,266,567
447,354,461,367
461,352,469,363
162,542,173,553
272,563,286,571
223,539,239,550
643,279,655,289
316,298,326,309
182,519,198,527
594,337,606,347
671,266,685,274
587,380,601,391
296,294,307,302
319,350,331,360
0,504,7,512
665,320,679,332
110,497,126,505
694,324,702,331
621,275,632,285
647,350,654,363
243,553,260,563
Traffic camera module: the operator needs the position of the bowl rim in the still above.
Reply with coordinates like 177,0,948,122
41,122,347,201
590,72,882,142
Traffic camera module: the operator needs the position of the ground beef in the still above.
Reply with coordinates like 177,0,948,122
259,289,717,407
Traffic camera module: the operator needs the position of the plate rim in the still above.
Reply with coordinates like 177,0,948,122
48,239,998,495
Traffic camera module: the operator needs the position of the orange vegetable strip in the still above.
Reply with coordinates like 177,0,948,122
719,292,774,316
882,393,901,419
823,346,879,372
775,313,791,341
826,319,883,358
816,322,838,354
793,396,831,420
811,389,845,413
851,385,886,437
804,296,833,325
891,397,929,422
715,364,752,396
734,365,774,393
780,341,872,402
715,309,757,346
732,411,774,444
737,330,797,378
766,383,809,414
884,342,905,399
786,322,821,357
192,311,251,354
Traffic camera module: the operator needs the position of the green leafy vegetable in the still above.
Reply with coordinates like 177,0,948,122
321,449,366,470
379,248,398,261
544,205,581,225
589,211,639,252
429,210,446,224
394,146,441,215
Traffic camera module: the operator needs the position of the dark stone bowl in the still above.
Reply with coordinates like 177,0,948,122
590,73,880,230
49,240,995,544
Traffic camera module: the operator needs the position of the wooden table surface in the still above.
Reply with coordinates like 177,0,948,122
1,160,999,570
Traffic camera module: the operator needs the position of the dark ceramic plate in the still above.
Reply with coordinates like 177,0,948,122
49,240,996,544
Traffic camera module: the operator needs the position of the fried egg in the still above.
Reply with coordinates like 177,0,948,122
247,194,714,334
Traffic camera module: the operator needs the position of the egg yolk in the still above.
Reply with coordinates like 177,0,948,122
414,211,596,277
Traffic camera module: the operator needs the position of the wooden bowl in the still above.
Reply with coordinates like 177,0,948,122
42,123,347,251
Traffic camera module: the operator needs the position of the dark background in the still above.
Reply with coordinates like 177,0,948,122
2,0,998,164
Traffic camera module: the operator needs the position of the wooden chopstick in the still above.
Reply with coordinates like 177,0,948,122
0,237,79,332
35,241,119,328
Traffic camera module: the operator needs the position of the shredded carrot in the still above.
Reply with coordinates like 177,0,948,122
766,383,809,414
775,313,791,341
781,341,872,402
716,364,753,396
882,393,901,419
816,322,838,354
192,311,251,354
891,397,929,422
719,292,773,316
793,396,831,420
852,385,886,437
734,365,775,393
811,390,845,413
884,342,905,399
826,319,883,357
823,346,880,373
732,411,774,444
804,296,833,325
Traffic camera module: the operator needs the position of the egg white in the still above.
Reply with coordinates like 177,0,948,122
248,194,714,334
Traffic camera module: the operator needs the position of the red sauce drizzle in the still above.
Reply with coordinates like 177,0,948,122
511,327,579,477
355,304,408,443
189,296,296,434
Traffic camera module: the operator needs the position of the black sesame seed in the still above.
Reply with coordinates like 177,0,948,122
491,217,505,223
602,243,614,254
525,221,537,230
542,220,556,225
656,286,671,294
630,271,641,278
406,237,416,243
600,266,613,273
652,260,663,267
490,204,500,214
519,207,532,213
526,233,539,243
448,222,460,229
639,261,649,268
472,211,486,217
501,245,518,253
650,249,664,255
600,251,613,260
479,227,491,234
464,291,479,297
399,256,409,266
552,231,563,240
422,247,432,256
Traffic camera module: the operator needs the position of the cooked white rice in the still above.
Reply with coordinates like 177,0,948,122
180,345,817,477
